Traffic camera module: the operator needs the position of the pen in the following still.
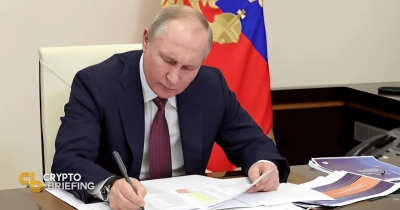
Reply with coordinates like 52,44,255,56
112,151,145,210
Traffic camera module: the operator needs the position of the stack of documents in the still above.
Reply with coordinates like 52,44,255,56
309,156,400,182
295,170,400,208
46,174,332,210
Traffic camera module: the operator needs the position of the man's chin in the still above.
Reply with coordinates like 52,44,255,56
155,90,179,99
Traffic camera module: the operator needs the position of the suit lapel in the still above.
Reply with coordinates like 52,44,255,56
117,51,144,178
177,80,204,175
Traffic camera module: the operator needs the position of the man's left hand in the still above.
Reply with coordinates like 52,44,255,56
247,162,279,193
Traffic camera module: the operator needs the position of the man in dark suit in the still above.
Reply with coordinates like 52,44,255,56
52,5,290,210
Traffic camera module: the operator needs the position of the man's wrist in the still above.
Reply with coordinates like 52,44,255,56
101,176,121,202
256,160,277,167
87,176,122,202
248,160,278,175
105,176,121,189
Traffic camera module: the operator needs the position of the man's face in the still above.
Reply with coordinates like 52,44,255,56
142,19,209,99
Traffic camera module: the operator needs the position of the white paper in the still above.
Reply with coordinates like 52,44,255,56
142,174,268,210
235,203,306,210
45,173,332,210
237,183,333,207
300,171,348,189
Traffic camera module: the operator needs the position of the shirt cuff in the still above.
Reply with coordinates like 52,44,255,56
86,176,114,201
256,160,277,167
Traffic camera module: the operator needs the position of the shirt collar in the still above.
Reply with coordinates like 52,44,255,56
139,53,177,109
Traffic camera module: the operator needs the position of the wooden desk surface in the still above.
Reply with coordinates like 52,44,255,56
2,163,400,210
344,82,400,102
272,81,400,102
271,81,400,106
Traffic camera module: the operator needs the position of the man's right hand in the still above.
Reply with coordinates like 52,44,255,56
109,178,147,210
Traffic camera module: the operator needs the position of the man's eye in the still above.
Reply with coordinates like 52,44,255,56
183,67,195,71
165,60,174,65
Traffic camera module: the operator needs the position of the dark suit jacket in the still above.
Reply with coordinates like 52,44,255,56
52,50,290,203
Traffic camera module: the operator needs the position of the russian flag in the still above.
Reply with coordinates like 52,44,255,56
162,0,273,172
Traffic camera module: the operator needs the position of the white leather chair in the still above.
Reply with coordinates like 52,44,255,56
39,44,142,176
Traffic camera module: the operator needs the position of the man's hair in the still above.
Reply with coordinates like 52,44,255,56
149,5,213,58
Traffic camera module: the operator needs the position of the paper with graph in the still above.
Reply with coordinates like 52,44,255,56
46,173,333,210
141,173,333,210
142,174,267,210
295,171,400,207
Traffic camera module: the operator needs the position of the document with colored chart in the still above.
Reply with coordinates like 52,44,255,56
140,174,331,210
46,174,266,210
294,170,400,208
46,174,333,210
309,156,400,182
142,173,268,210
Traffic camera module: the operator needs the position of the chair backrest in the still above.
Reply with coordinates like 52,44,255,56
39,44,142,175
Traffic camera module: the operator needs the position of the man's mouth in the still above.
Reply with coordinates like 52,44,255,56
162,84,176,90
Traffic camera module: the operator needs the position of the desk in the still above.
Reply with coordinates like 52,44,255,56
2,163,400,210
273,81,400,101
345,82,400,102
272,81,400,118
271,82,400,165
3,82,399,209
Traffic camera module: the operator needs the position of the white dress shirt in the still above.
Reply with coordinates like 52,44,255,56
138,54,186,179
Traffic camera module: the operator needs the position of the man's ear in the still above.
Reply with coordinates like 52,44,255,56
142,28,150,50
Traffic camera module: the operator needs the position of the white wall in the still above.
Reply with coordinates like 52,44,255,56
264,0,400,89
0,0,159,190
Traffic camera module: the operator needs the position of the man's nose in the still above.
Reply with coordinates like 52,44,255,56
167,66,180,85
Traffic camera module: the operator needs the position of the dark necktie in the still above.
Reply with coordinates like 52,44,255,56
149,97,172,179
